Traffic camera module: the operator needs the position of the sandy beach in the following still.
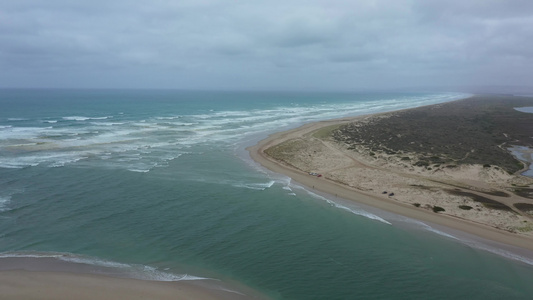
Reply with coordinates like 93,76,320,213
248,95,533,253
0,256,265,300
0,270,255,300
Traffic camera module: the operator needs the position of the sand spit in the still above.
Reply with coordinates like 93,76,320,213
0,270,258,300
249,95,533,252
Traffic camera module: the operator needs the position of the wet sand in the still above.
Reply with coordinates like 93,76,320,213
0,270,251,300
0,256,265,300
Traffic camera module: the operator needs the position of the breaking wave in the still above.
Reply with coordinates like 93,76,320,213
0,251,210,281
0,92,468,171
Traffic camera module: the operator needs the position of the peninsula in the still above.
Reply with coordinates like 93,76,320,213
249,95,533,251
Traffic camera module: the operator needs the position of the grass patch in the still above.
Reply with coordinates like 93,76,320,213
514,203,533,216
515,222,533,233
414,161,429,167
312,125,341,139
264,139,306,161
445,189,513,211
513,188,533,199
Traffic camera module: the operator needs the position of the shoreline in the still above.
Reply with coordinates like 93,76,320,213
0,270,252,300
0,254,267,300
247,97,533,257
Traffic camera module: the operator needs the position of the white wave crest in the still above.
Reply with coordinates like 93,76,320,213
63,116,111,121
0,195,11,212
232,180,275,190
293,185,392,225
0,251,211,281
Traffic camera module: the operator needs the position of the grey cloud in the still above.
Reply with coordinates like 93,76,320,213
1,0,532,90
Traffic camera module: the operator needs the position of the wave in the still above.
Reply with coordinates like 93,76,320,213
472,244,533,267
231,180,276,190
128,168,151,173
63,116,111,121
0,251,211,281
394,217,533,266
1,92,469,171
90,122,125,126
291,184,392,225
400,218,459,240
0,195,11,212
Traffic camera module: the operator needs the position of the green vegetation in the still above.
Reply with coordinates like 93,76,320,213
432,206,445,213
513,188,533,199
414,161,429,167
514,203,533,216
312,124,342,139
445,189,513,211
264,139,307,163
515,221,533,233
333,96,533,174
458,205,473,210
413,203,421,207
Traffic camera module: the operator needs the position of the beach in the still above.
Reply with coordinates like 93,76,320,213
249,95,533,253
0,255,264,300
0,271,252,300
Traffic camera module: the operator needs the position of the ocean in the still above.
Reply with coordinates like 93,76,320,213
1,89,533,299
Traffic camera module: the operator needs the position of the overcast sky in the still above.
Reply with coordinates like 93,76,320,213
1,0,533,91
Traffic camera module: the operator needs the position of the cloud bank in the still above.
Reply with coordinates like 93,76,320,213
1,0,532,91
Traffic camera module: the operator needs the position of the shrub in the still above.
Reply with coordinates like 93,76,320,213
415,161,429,167
432,206,445,213
413,203,421,207
459,205,473,210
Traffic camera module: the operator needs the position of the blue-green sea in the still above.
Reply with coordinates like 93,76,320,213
1,89,533,299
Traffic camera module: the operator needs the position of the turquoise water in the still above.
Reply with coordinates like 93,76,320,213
1,89,533,299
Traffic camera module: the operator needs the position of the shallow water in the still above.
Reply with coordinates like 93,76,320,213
2,90,533,299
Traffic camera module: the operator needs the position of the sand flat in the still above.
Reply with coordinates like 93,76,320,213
0,270,256,300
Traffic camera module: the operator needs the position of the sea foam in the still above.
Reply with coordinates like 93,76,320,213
0,251,211,281
290,183,392,225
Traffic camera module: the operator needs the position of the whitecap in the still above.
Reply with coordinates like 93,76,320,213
232,180,275,190
0,252,212,281
48,156,89,168
398,218,458,240
139,266,210,281
0,195,11,212
128,169,150,173
295,186,392,225
90,122,125,126
63,116,111,121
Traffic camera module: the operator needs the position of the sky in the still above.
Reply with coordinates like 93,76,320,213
1,0,533,91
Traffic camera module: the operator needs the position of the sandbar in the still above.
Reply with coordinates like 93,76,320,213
0,270,255,300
